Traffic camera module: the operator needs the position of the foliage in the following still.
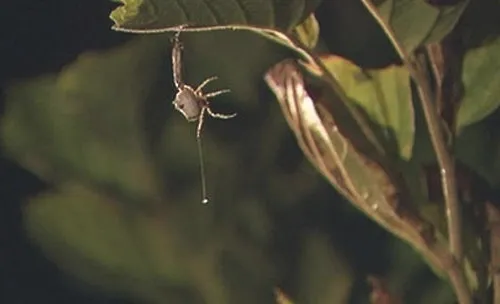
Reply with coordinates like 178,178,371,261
2,0,500,303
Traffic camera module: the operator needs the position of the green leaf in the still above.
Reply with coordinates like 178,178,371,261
24,183,277,304
293,13,320,49
110,0,322,33
456,37,500,131
1,33,289,190
296,233,353,303
322,55,415,160
1,37,167,201
375,0,469,52
24,183,189,302
110,0,323,75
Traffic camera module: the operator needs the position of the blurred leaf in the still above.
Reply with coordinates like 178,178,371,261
24,183,194,303
322,55,414,160
110,0,321,33
384,236,456,304
456,113,500,187
418,284,456,304
456,37,500,131
1,32,289,187
293,13,320,49
24,182,276,304
1,37,167,201
296,233,353,304
375,0,469,52
1,34,290,304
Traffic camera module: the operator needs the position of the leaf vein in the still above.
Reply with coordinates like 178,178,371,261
233,0,249,23
175,0,192,22
199,0,222,24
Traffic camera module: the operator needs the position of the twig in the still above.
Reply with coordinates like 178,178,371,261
112,24,317,66
360,1,470,303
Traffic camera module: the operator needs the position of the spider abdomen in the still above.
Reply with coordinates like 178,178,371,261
173,86,206,121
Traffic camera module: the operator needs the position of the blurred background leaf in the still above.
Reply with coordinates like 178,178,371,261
0,15,354,304
1,32,313,304
321,56,414,160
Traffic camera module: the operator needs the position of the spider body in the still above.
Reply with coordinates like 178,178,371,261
171,28,236,138
173,85,207,121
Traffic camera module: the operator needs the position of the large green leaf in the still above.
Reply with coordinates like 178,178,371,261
24,182,276,304
24,183,192,302
295,233,353,303
293,13,320,49
375,0,469,52
322,55,414,160
1,38,166,201
456,37,500,131
1,33,289,189
110,0,321,33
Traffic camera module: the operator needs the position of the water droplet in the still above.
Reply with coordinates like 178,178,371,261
202,198,209,204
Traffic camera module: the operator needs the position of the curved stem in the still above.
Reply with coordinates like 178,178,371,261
360,1,470,303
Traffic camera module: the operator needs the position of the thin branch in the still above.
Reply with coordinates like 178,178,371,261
112,24,317,66
360,0,470,303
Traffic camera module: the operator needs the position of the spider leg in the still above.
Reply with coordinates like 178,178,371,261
205,89,230,98
195,76,218,93
206,107,237,120
172,28,184,90
196,107,207,138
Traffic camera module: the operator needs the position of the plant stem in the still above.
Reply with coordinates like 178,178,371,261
360,1,470,303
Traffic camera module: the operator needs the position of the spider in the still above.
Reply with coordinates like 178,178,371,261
171,28,236,138
169,27,237,204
